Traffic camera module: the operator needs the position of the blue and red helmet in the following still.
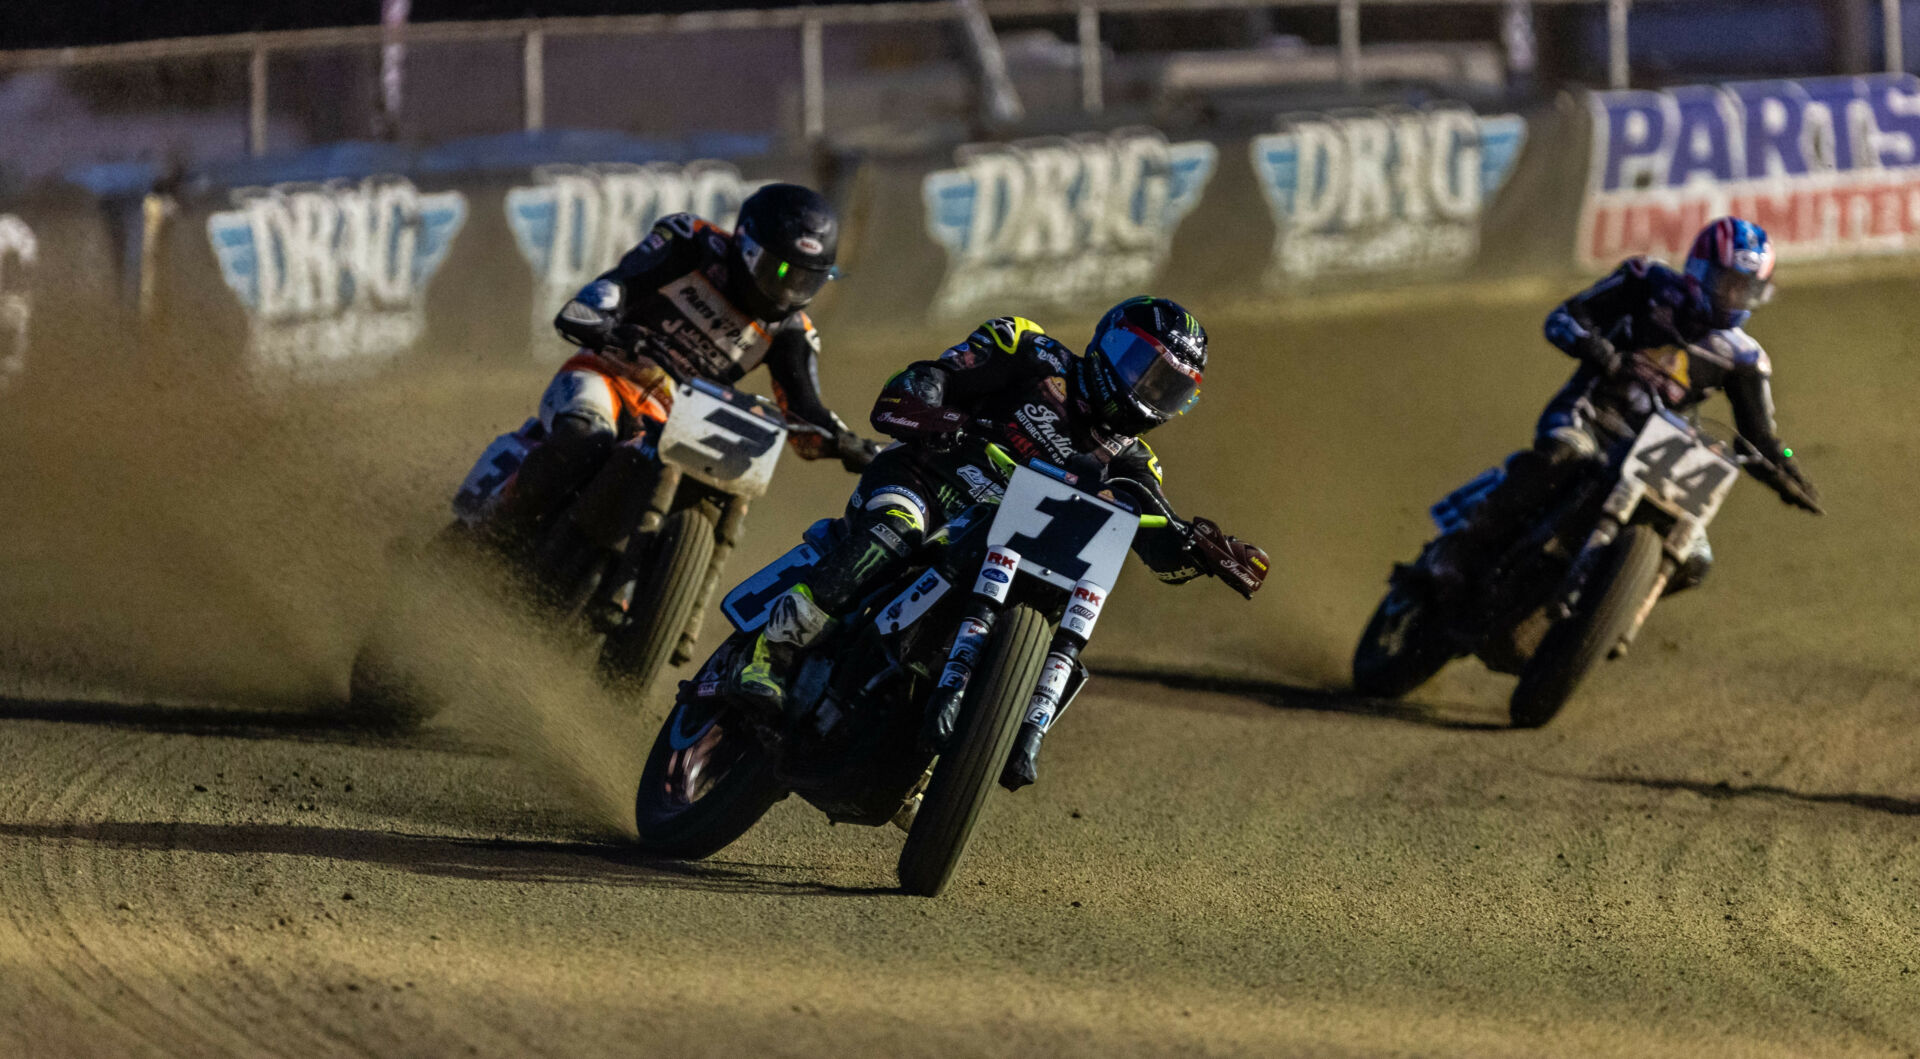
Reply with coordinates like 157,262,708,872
1077,296,1207,436
1685,217,1775,328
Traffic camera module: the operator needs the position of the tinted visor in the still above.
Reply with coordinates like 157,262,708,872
738,230,834,311
1710,267,1773,312
1100,324,1202,418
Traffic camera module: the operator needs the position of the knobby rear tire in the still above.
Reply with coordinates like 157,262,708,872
896,603,1050,897
1509,523,1666,729
601,507,717,703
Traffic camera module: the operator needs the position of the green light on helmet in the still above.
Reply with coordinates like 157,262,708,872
1783,448,1793,458
777,260,790,280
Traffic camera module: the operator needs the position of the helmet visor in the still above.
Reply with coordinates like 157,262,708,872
1100,324,1202,418
738,230,834,311
1710,267,1773,312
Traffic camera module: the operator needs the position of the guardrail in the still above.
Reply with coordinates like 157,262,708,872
0,0,1910,156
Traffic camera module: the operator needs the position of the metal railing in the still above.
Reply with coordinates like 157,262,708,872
0,0,1909,156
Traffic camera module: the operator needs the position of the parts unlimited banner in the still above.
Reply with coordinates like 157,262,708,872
1581,74,1920,267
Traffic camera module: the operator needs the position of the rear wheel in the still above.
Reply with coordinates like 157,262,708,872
1352,577,1452,698
1509,523,1666,729
634,697,784,859
601,507,717,701
897,604,1050,897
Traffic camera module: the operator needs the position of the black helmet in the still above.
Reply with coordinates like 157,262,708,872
732,183,839,313
1075,296,1207,436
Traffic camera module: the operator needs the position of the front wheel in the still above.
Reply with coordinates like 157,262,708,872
601,506,717,701
897,603,1050,897
1352,576,1452,698
1509,523,1667,729
634,697,784,859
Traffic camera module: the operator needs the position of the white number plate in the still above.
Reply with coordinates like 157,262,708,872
986,465,1136,591
1621,412,1739,523
721,542,819,632
658,382,788,498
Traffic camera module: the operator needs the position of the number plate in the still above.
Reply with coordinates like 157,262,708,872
658,382,788,498
986,466,1136,591
721,542,819,632
1621,412,1739,522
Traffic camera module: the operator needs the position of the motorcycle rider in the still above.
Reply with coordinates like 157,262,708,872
721,297,1271,716
1430,217,1821,592
481,183,877,565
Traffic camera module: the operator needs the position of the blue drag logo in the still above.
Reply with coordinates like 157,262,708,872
208,177,466,375
923,129,1216,319
1582,74,1920,266
1251,106,1526,282
506,162,764,358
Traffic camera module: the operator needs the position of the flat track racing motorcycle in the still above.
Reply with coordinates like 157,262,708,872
1352,354,1819,728
349,374,828,728
633,439,1262,896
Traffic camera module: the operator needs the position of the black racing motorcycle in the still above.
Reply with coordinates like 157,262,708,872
632,438,1262,896
349,374,853,729
1353,357,1819,727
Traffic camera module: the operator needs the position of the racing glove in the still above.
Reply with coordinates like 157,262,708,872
1762,455,1824,515
835,430,884,473
1575,333,1624,376
1187,517,1270,599
870,395,968,448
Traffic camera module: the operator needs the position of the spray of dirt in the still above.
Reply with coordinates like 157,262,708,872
0,344,649,836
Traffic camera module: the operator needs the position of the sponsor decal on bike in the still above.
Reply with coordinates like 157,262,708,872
1581,75,1920,266
0,214,34,388
982,568,1011,584
208,177,466,374
956,464,1005,502
923,129,1216,318
1024,653,1077,729
1251,105,1526,282
506,161,767,357
1062,579,1108,639
876,569,952,635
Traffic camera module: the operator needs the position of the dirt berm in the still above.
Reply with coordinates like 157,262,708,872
0,269,1915,1056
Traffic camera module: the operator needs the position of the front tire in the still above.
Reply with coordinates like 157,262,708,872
1352,578,1452,698
634,697,784,859
1509,523,1666,729
897,604,1050,897
601,507,717,701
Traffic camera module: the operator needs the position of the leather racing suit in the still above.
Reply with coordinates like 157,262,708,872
483,212,867,551
1449,256,1819,590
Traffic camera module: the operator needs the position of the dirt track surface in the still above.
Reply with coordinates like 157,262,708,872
3,274,1919,1056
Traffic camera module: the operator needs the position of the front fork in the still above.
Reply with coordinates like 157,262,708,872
999,580,1104,791
918,545,1019,753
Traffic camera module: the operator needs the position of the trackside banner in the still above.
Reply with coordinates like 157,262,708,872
1581,74,1920,267
922,129,1217,320
1250,106,1527,284
505,161,767,358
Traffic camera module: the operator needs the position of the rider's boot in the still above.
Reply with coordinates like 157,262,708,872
1426,437,1581,593
725,586,831,721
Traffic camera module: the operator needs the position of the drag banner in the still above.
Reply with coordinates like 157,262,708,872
1581,74,1920,267
922,128,1216,319
1250,106,1526,283
505,161,766,358
206,176,467,375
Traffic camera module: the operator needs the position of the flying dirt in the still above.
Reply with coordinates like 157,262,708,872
1,268,1917,1056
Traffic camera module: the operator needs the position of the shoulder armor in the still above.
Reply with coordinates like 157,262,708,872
1708,327,1771,375
978,316,1047,355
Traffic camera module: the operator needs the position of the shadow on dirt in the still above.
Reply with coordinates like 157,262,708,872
1588,774,1920,818
0,696,486,754
1104,670,1508,731
0,819,895,896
